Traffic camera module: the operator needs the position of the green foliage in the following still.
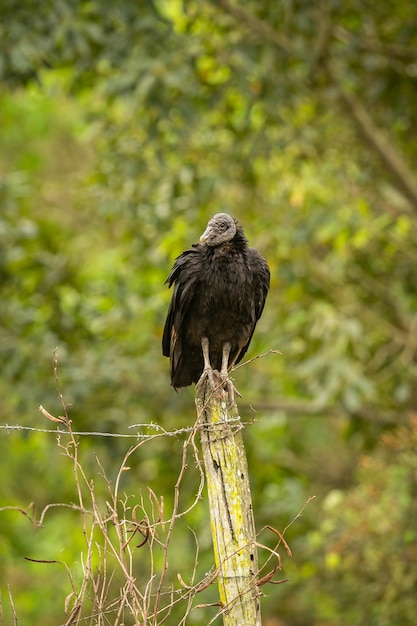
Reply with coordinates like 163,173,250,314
1,1,417,624
312,422,417,626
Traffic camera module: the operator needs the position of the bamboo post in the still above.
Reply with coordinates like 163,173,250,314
195,379,262,626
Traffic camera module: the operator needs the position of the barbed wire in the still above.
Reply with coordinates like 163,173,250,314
0,423,196,438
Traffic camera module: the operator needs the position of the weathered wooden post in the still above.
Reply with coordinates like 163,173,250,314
195,379,262,626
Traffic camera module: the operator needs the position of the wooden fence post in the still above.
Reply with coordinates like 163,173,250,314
195,379,262,626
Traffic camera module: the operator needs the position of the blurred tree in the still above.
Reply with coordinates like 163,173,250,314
310,418,417,626
1,0,417,624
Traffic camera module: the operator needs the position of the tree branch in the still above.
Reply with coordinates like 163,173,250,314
337,86,417,212
213,0,290,52
243,399,411,425
334,27,417,62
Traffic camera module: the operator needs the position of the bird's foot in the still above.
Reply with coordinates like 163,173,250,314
220,372,241,404
197,366,218,391
197,368,241,404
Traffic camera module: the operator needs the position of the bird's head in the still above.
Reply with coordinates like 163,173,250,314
199,213,237,246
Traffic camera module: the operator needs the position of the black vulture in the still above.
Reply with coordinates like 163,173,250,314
162,213,270,394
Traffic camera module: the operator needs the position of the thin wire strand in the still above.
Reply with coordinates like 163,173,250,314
0,424,195,438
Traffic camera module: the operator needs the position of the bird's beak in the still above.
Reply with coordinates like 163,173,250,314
199,226,211,243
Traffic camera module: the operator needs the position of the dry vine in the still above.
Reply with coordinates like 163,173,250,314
0,349,313,624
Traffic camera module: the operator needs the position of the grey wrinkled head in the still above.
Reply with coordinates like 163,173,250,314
199,213,237,247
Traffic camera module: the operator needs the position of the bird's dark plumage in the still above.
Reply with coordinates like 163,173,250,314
162,213,270,390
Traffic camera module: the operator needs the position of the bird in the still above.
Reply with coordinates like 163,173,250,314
162,213,270,397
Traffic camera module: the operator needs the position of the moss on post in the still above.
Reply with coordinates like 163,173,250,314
195,379,262,626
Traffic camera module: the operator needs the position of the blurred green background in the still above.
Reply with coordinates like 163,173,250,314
1,1,417,624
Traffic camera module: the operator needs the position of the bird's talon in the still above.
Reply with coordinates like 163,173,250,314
226,379,241,404
197,367,217,390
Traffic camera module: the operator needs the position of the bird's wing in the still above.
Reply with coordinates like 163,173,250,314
162,247,202,361
254,254,270,322
234,250,270,364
